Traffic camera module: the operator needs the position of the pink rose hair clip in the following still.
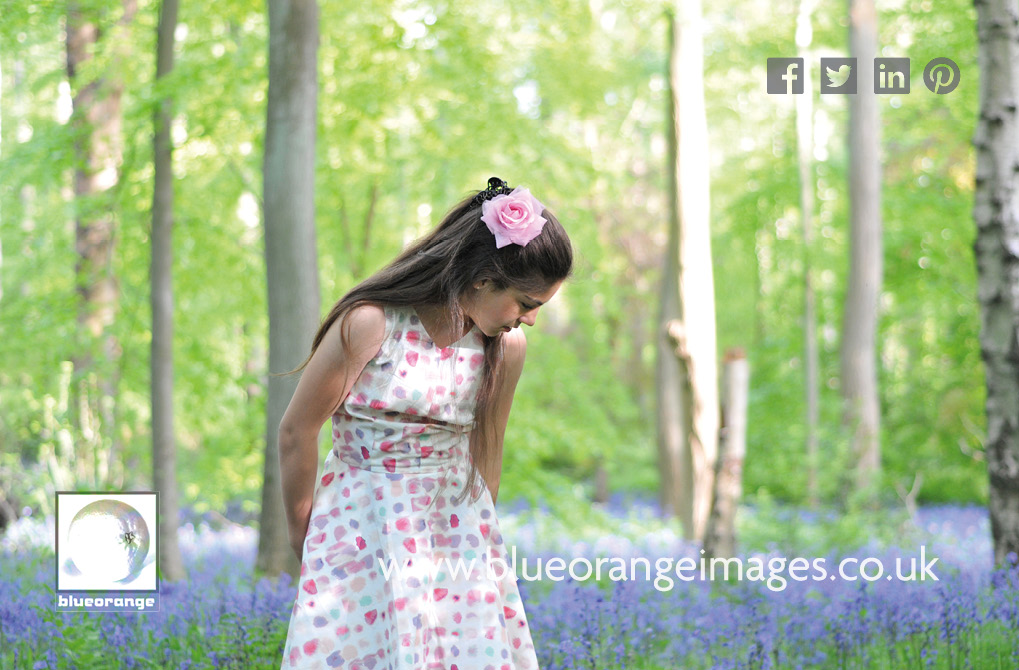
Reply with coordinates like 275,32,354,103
473,177,548,249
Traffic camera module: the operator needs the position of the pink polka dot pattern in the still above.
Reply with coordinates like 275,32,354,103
280,304,539,670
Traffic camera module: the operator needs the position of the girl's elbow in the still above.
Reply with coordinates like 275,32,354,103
277,417,303,452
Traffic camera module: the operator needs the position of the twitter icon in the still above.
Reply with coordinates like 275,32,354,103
821,57,857,94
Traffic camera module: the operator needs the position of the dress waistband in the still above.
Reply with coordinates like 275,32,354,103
331,416,471,474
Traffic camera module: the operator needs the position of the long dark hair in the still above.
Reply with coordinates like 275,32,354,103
290,180,573,505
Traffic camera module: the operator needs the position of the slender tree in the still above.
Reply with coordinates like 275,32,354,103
0,56,4,306
658,0,720,541
658,10,687,541
842,0,882,496
151,0,184,582
796,0,821,505
974,0,1019,567
256,0,321,579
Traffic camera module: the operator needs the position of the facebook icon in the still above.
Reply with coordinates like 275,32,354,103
767,58,805,94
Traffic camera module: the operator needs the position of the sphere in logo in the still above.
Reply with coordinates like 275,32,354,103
67,499,150,583
924,58,960,94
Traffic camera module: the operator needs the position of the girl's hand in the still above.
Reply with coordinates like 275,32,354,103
288,501,312,560
290,533,305,561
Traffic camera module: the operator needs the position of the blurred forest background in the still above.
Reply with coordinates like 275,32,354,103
0,0,983,526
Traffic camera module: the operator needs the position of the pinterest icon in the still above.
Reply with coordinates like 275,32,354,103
924,58,961,94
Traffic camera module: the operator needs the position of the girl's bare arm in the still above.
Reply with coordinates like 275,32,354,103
278,304,387,559
480,329,527,505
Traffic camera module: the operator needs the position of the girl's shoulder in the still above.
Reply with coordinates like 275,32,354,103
353,302,411,324
346,302,409,362
324,303,388,360
501,327,527,373
340,302,388,336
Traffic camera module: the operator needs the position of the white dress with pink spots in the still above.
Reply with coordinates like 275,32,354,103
280,303,539,670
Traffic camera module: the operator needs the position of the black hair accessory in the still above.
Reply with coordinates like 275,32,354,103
470,177,513,208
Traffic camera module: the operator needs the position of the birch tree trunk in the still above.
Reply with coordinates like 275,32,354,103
974,0,1019,568
796,0,821,506
256,0,321,580
842,0,883,496
151,0,184,583
658,9,686,540
703,350,749,560
658,0,719,541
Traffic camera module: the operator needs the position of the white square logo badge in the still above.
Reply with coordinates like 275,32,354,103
55,491,159,612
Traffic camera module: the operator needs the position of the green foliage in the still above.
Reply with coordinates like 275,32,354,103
500,319,650,503
708,0,986,506
736,490,917,556
0,0,992,516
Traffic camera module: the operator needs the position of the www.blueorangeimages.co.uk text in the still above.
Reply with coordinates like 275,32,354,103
377,546,940,593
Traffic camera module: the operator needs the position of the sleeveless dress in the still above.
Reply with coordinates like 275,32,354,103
280,303,539,670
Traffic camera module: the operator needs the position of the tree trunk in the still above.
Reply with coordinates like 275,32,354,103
658,11,688,538
703,349,748,560
0,57,4,306
257,0,321,581
974,0,1019,568
13,59,35,312
66,0,136,490
151,0,184,583
658,0,719,541
628,298,648,408
592,459,609,504
796,0,821,506
842,0,883,497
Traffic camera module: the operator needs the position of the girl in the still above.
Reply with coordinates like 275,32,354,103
278,177,573,670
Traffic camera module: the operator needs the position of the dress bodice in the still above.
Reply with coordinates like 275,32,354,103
330,303,487,474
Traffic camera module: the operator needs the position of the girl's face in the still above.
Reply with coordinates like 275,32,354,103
466,279,563,337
